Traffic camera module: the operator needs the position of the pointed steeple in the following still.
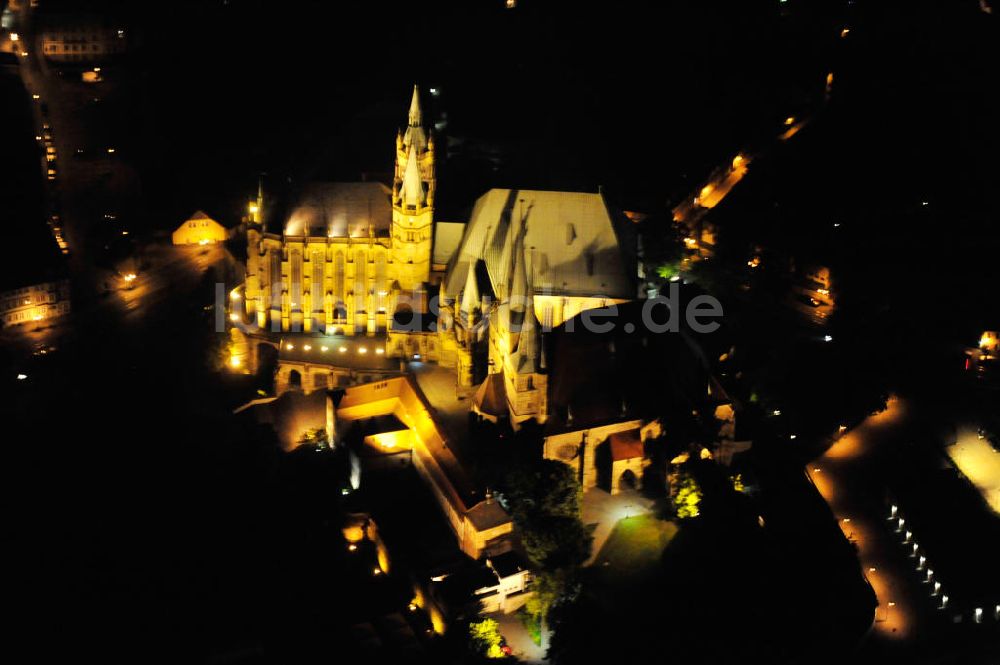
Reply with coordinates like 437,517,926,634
511,234,539,375
408,84,422,127
509,230,528,316
403,84,427,153
460,260,480,322
514,291,540,374
401,146,424,208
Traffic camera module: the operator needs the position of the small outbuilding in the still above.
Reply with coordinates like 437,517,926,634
172,210,227,245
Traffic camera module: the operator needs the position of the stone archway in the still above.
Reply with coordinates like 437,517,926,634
288,369,302,390
619,468,638,491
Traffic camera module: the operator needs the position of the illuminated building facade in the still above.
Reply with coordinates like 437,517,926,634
242,86,434,336
172,210,227,245
1,278,70,326
40,15,127,63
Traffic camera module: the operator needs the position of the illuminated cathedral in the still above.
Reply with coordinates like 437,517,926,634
236,86,639,428
242,85,435,335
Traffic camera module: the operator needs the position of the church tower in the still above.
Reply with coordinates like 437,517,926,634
392,85,435,290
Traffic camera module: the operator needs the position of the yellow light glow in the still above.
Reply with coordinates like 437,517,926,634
229,356,242,368
343,525,364,542
375,348,385,355
946,430,1000,514
248,203,259,214
320,346,328,352
784,116,795,126
670,452,690,465
10,33,19,42
358,347,367,354
700,447,713,460
303,344,312,351
339,346,347,353
841,28,850,38
229,313,239,322
286,343,294,350
230,290,240,300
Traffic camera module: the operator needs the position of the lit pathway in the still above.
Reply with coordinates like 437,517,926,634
805,396,927,641
493,612,547,664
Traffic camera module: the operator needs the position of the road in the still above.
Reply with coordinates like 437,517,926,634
806,395,1000,662
3,4,242,369
806,397,927,642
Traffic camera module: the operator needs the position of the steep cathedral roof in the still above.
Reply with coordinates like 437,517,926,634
444,189,636,302
281,182,392,238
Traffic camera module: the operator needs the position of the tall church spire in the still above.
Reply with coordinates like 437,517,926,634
509,218,528,317
391,84,435,289
512,246,540,374
460,260,480,322
514,290,540,374
408,84,422,127
403,85,427,154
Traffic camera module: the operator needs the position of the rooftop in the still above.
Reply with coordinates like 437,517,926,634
609,429,644,461
444,188,637,302
276,181,392,238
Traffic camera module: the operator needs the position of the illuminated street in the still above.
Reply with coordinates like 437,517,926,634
806,397,920,640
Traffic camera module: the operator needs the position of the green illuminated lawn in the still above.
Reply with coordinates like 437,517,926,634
594,514,678,574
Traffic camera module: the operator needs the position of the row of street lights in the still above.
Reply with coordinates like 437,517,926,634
887,504,997,624
889,505,947,611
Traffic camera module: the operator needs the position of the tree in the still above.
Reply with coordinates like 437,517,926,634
672,469,702,519
503,458,581,523
297,427,329,450
525,568,579,626
468,618,504,659
521,514,592,570
503,459,591,568
638,216,684,285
